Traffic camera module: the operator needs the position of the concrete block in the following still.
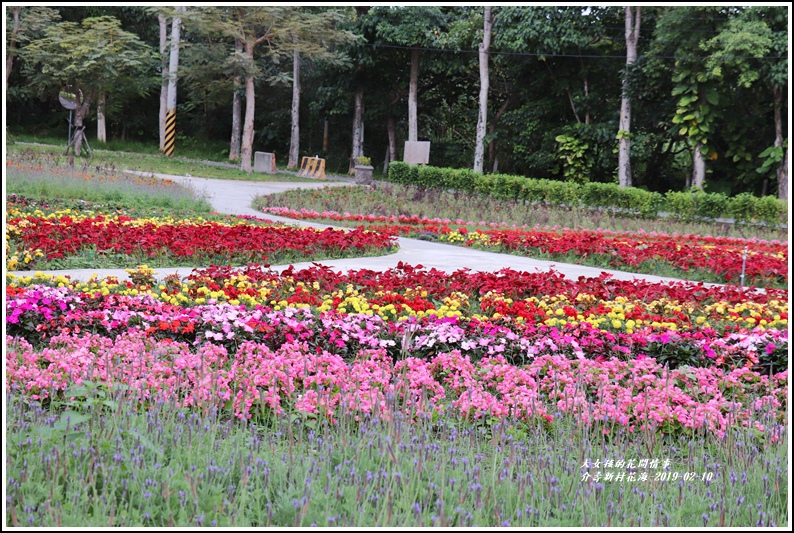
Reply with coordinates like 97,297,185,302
403,141,430,165
254,152,277,173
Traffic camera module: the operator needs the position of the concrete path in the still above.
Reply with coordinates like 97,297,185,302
10,171,724,287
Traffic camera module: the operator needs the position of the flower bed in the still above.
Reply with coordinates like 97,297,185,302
258,207,787,288
6,203,396,270
6,265,787,438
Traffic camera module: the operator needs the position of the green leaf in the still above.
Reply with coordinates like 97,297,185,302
706,89,719,106
679,127,688,136
53,410,90,431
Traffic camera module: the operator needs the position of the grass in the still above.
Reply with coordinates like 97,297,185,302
5,385,787,527
5,142,323,183
7,154,214,213
252,181,787,242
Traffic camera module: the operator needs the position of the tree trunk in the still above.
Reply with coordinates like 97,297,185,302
70,95,92,157
96,91,107,143
584,77,590,125
6,7,20,90
772,86,787,199
165,8,182,156
241,74,256,173
778,146,788,200
323,118,330,152
618,6,640,188
474,7,492,173
692,142,706,189
288,44,300,169
350,85,364,173
229,38,242,161
387,114,397,164
408,48,420,142
239,37,258,173
158,13,168,151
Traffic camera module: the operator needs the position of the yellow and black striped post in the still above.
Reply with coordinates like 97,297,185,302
164,108,176,157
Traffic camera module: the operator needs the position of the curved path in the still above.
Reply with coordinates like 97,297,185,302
11,172,722,287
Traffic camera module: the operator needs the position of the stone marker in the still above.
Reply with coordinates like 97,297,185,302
254,152,277,173
403,141,430,165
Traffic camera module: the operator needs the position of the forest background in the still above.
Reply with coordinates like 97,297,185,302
5,5,789,199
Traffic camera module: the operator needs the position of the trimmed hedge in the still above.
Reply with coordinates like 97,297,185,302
387,162,786,226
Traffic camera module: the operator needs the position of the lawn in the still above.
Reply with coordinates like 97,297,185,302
6,142,325,183
4,153,789,528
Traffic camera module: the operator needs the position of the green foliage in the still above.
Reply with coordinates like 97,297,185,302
387,161,418,185
20,15,157,100
728,192,784,227
355,155,372,166
756,140,787,179
555,130,593,183
664,189,730,222
388,163,670,218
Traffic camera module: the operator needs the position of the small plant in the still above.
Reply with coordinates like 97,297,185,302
126,265,156,286
356,156,372,167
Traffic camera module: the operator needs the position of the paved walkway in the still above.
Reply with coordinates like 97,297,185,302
11,171,723,287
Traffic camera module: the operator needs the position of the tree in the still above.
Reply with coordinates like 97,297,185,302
739,6,788,199
185,7,353,172
473,7,492,173
5,7,60,90
284,8,356,169
374,6,450,143
21,16,156,157
617,6,640,188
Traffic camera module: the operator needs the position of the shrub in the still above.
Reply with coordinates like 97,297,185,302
388,161,417,184
729,192,761,226
693,190,729,221
416,165,445,189
665,190,698,222
754,195,786,227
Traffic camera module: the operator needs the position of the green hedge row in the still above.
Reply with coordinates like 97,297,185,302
387,162,786,227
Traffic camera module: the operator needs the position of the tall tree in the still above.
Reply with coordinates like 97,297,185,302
285,8,355,169
5,7,60,90
739,6,788,199
374,6,449,143
187,7,352,172
473,7,492,173
21,15,156,157
617,6,640,188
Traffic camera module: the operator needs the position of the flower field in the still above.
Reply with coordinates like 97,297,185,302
5,172,789,527
7,263,788,439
